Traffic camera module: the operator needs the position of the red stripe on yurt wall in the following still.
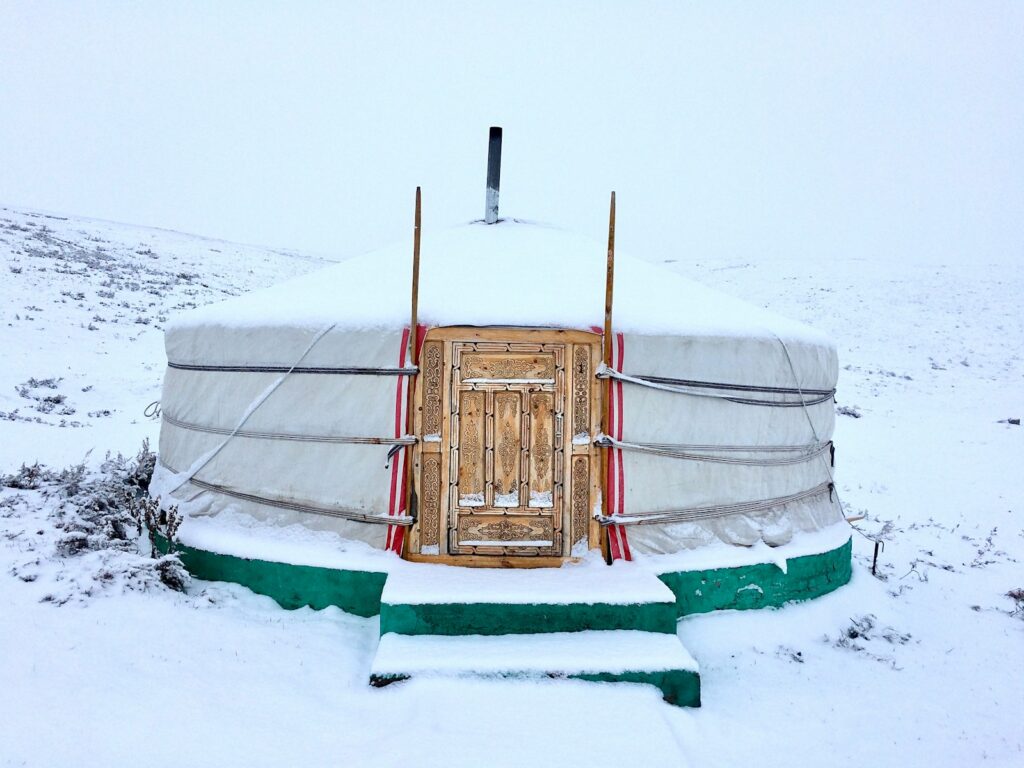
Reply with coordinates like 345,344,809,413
606,366,622,561
589,325,630,560
391,325,427,555
606,333,632,560
614,332,631,560
386,327,411,553
593,325,622,560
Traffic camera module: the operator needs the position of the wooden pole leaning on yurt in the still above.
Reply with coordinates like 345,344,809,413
601,191,616,562
401,187,422,555
410,186,422,363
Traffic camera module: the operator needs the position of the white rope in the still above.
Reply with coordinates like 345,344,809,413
594,434,831,466
159,461,411,526
594,482,833,526
167,362,418,375
595,363,834,407
165,323,337,496
162,413,417,446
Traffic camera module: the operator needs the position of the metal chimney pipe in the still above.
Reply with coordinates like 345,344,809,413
485,126,502,224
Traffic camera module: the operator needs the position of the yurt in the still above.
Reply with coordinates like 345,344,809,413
150,132,852,705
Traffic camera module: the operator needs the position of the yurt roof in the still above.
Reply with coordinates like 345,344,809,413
169,220,831,347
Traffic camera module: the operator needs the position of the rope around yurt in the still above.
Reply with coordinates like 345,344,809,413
593,336,844,529
161,412,416,447
166,362,418,375
595,363,835,407
157,459,412,526
594,481,834,526
594,435,832,467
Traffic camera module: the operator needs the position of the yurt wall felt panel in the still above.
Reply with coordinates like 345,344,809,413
155,326,413,547
604,331,840,554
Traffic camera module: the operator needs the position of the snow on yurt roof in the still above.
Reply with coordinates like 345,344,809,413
170,220,831,346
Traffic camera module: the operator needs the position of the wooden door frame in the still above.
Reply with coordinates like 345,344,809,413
404,327,602,567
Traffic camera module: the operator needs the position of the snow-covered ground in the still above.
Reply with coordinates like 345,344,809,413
0,205,329,468
1,207,1021,767
676,253,1023,765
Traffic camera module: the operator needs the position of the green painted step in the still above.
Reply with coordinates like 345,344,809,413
379,564,678,635
370,630,701,707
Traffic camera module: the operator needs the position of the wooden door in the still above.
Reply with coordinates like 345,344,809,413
449,340,564,555
409,328,600,565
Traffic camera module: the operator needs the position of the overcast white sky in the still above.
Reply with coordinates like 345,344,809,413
1,2,1021,264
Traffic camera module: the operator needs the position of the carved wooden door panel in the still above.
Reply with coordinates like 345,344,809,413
448,341,564,556
410,328,600,565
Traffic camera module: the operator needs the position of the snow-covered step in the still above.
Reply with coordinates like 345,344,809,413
369,630,701,707
384,562,675,605
380,564,678,635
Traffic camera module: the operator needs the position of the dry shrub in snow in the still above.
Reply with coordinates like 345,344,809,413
1,440,189,601
1007,588,1024,619
828,614,913,669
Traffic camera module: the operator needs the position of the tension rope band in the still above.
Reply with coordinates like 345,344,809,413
159,461,412,526
162,413,416,446
596,436,829,453
595,363,835,407
635,373,833,397
594,482,833,526
594,435,832,466
167,362,418,376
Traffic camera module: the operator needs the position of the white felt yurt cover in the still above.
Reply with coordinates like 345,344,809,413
153,221,842,556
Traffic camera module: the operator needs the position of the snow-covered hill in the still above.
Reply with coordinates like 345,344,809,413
0,209,1021,767
0,205,330,468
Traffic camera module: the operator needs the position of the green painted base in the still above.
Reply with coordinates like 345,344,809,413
370,669,701,707
158,533,849,708
155,537,386,618
158,534,851,621
657,537,853,616
379,600,677,636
